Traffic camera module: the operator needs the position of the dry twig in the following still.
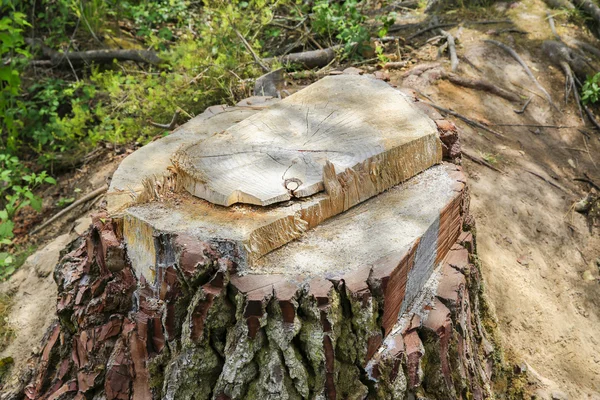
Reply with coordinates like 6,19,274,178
526,170,567,192
235,29,270,72
31,185,108,235
149,110,180,130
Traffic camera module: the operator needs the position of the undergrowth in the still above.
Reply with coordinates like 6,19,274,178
0,0,394,279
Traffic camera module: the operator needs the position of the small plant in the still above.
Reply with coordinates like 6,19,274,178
480,152,499,164
375,44,390,65
581,72,600,105
311,0,370,55
0,154,55,246
0,5,31,154
56,197,75,208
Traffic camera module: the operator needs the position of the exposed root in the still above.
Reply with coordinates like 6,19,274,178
560,61,585,122
440,30,458,72
422,101,508,139
485,39,559,111
571,0,600,37
514,97,532,114
442,72,520,102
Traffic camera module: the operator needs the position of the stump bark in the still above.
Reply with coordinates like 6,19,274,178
9,75,495,400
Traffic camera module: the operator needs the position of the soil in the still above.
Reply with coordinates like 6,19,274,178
1,0,600,397
389,0,600,397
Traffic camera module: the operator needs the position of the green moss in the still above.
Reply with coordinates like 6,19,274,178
0,356,14,387
335,362,368,400
0,294,14,352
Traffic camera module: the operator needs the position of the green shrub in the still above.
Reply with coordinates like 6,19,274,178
581,72,600,105
312,0,370,54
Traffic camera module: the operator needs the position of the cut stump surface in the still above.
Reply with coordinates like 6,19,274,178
174,75,440,206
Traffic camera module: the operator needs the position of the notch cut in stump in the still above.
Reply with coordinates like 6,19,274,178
173,75,440,207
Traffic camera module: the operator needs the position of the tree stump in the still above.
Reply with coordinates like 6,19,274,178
12,75,495,400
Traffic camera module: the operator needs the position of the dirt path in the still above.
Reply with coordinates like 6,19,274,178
393,0,600,396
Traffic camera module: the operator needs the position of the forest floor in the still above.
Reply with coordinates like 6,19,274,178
391,0,600,397
1,0,600,397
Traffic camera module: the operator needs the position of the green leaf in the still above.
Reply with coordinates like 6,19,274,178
44,177,57,185
0,220,14,240
29,196,42,212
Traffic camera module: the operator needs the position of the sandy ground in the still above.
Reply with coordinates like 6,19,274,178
0,160,121,382
392,0,600,396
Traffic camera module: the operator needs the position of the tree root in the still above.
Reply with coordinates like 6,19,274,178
514,97,532,114
526,170,568,193
422,101,508,139
403,64,520,102
441,72,520,102
485,39,558,111
571,0,600,37
440,30,458,72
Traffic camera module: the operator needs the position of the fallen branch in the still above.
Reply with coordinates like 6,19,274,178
462,150,504,172
264,45,343,69
514,97,532,114
31,185,108,235
442,72,520,102
485,39,558,111
440,30,458,72
26,38,161,66
422,101,508,139
234,29,270,72
149,110,180,130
